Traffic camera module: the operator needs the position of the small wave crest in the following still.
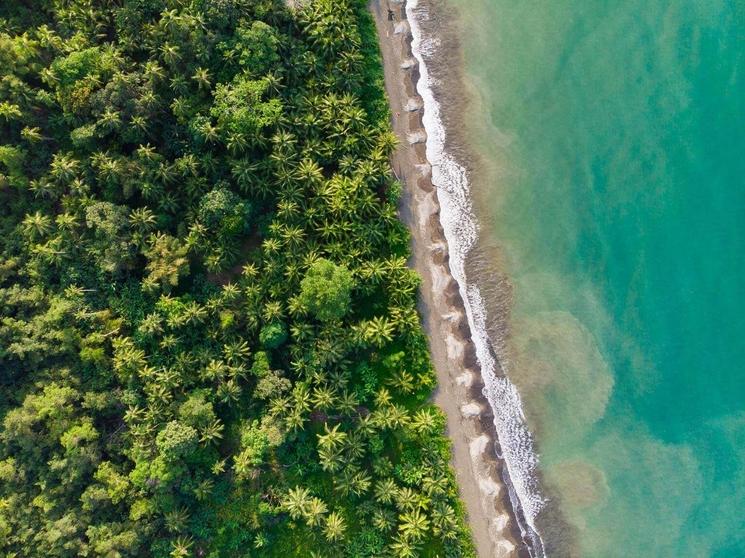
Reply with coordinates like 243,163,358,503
406,0,548,553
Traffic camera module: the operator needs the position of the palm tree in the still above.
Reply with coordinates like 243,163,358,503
147,382,173,407
164,507,189,533
422,467,449,496
140,90,160,111
277,199,300,220
253,532,268,550
398,509,430,542
389,306,421,336
193,478,214,502
62,176,87,197
160,334,180,351
199,419,224,445
335,468,356,497
222,340,250,364
124,405,146,425
282,486,311,520
99,108,122,131
272,130,297,156
273,164,295,190
129,207,157,232
359,259,386,284
431,502,458,540
226,131,248,156
311,385,337,411
241,262,259,280
317,423,346,453
388,370,415,394
293,383,312,414
199,121,219,144
377,130,399,154
337,390,358,416
323,511,346,542
356,191,379,217
262,238,282,256
361,316,395,348
233,449,256,480
289,322,314,344
168,74,190,98
318,446,343,473
155,162,177,185
33,238,66,265
170,536,193,558
144,60,166,82
344,432,365,462
394,487,419,512
211,458,227,476
351,470,372,497
191,67,211,90
387,405,409,430
285,409,306,432
158,8,181,32
375,387,393,408
202,359,227,382
373,508,395,532
374,478,398,505
281,226,306,249
98,157,124,185
129,115,149,137
264,72,283,94
183,301,207,325
283,262,301,283
220,282,241,304
21,126,44,142
21,211,52,239
0,101,21,121
160,43,181,66
262,301,284,323
295,158,324,185
304,497,328,527
389,536,418,558
217,379,241,405
356,414,377,439
411,408,439,435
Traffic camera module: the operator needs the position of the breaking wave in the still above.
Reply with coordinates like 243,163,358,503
406,1,548,554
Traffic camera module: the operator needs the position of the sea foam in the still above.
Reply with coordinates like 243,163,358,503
406,0,547,554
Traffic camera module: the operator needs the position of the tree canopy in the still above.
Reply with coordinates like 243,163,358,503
299,259,355,322
0,0,476,557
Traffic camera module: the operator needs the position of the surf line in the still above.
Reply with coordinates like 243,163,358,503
405,0,548,555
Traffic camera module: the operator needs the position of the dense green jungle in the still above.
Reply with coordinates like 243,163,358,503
0,1,475,556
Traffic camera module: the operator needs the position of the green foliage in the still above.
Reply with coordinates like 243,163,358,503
228,21,281,75
179,390,217,429
260,320,287,349
299,259,354,322
235,420,270,474
50,46,122,114
197,187,251,236
211,76,281,142
143,233,190,293
156,421,199,461
0,0,477,556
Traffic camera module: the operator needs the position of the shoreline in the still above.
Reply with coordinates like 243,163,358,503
369,1,542,556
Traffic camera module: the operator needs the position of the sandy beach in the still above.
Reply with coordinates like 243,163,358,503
369,2,533,556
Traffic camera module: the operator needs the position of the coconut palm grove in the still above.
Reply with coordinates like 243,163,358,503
0,0,476,556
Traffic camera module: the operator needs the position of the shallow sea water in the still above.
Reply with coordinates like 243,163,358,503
447,0,745,555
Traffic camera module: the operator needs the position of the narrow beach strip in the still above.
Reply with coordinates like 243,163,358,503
370,0,548,556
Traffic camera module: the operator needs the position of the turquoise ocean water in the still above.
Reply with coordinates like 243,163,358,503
448,1,745,555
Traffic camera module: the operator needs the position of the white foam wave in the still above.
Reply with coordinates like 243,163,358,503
406,0,548,541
